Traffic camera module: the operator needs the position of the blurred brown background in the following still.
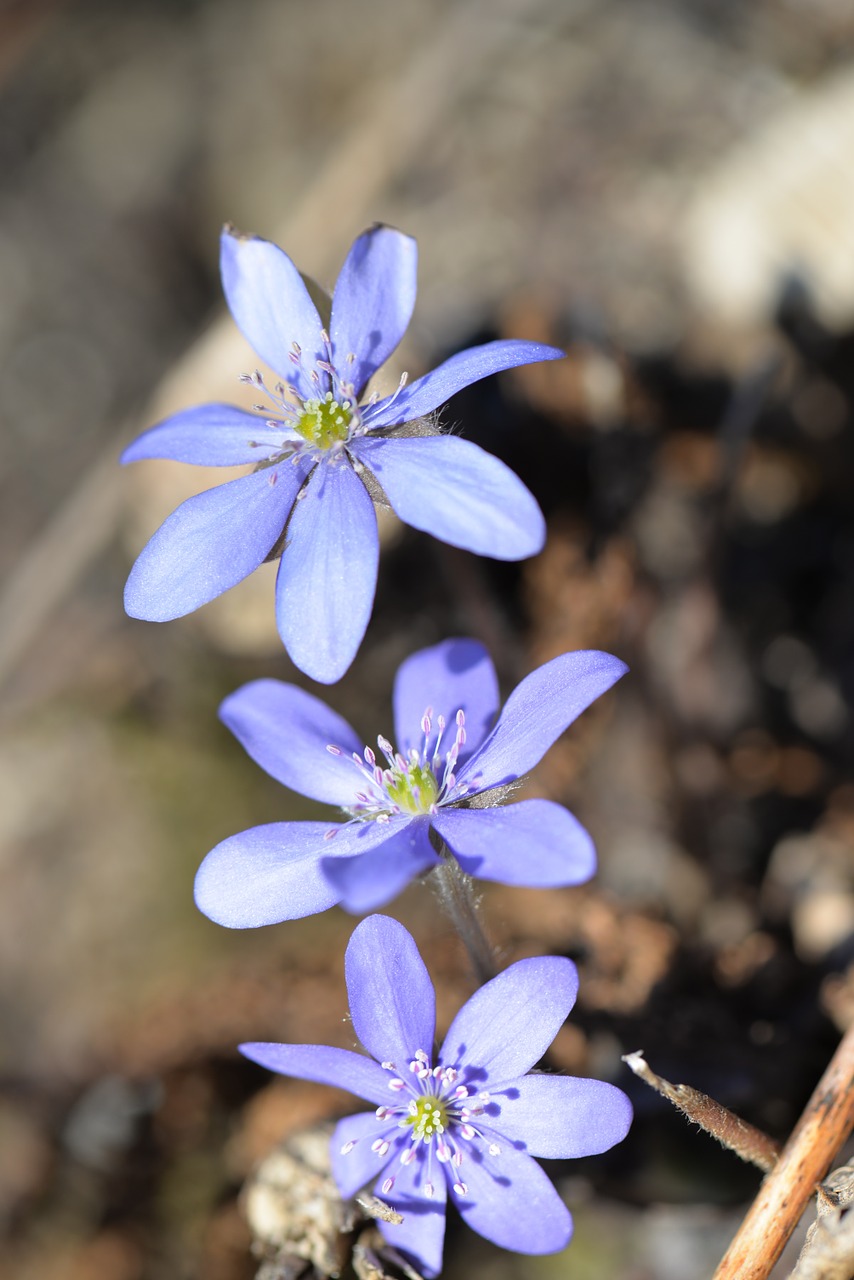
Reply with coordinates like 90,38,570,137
3,0,854,1277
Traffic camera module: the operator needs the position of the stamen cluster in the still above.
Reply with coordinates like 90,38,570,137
239,327,409,465
342,1048,497,1200
326,707,469,822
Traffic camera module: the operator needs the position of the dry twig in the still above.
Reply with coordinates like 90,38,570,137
713,1022,854,1280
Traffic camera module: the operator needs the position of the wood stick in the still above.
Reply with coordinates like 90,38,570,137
713,1021,854,1280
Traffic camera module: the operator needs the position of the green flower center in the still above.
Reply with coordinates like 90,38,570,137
385,760,440,815
404,1094,448,1142
294,392,353,450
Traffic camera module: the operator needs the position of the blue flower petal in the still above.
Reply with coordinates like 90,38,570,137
451,1139,572,1256
345,915,436,1072
275,461,379,683
330,225,417,399
392,638,499,765
364,339,565,428
457,649,628,793
121,404,286,467
219,679,363,806
220,227,325,393
432,800,596,887
239,1047,391,1107
124,463,306,621
378,1152,447,1279
440,956,578,1080
332,1111,404,1197
322,816,439,913
490,1075,632,1158
352,435,545,560
193,819,404,928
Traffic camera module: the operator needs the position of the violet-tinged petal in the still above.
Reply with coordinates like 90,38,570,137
365,339,565,428
332,1111,404,1197
490,1075,633,1159
451,1140,572,1256
276,461,378,684
457,649,628,794
193,819,405,928
344,914,436,1071
322,816,440,913
124,464,304,622
432,800,596,888
330,225,417,398
219,679,362,805
220,228,325,393
392,637,498,763
352,435,545,560
121,404,285,467
239,1046,391,1108
378,1149,448,1280
440,956,578,1080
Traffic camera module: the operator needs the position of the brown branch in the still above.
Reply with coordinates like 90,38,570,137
713,1021,854,1280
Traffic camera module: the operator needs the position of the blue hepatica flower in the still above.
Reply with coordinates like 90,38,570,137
194,638,627,926
241,914,633,1276
122,225,563,683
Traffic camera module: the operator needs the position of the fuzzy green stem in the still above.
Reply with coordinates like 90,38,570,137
431,850,498,986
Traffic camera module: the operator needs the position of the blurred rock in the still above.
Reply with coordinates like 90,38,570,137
684,69,854,331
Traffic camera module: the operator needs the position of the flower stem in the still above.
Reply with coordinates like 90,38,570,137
622,1050,781,1172
431,852,498,986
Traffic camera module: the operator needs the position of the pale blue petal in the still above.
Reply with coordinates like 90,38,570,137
330,226,417,398
440,957,578,1080
364,339,565,428
457,649,628,793
344,914,436,1067
220,227,325,393
239,1045,391,1107
432,801,596,888
276,461,379,684
377,1151,448,1279
121,404,286,466
332,1112,405,1196
489,1075,632,1158
392,639,498,764
124,463,305,621
451,1140,572,1256
322,816,440,913
352,435,545,560
219,679,362,805
193,819,404,928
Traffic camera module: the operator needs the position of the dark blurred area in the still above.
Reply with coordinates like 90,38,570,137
3,0,854,1277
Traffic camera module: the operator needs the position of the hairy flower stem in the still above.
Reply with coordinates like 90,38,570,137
622,1050,781,1172
431,849,498,986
